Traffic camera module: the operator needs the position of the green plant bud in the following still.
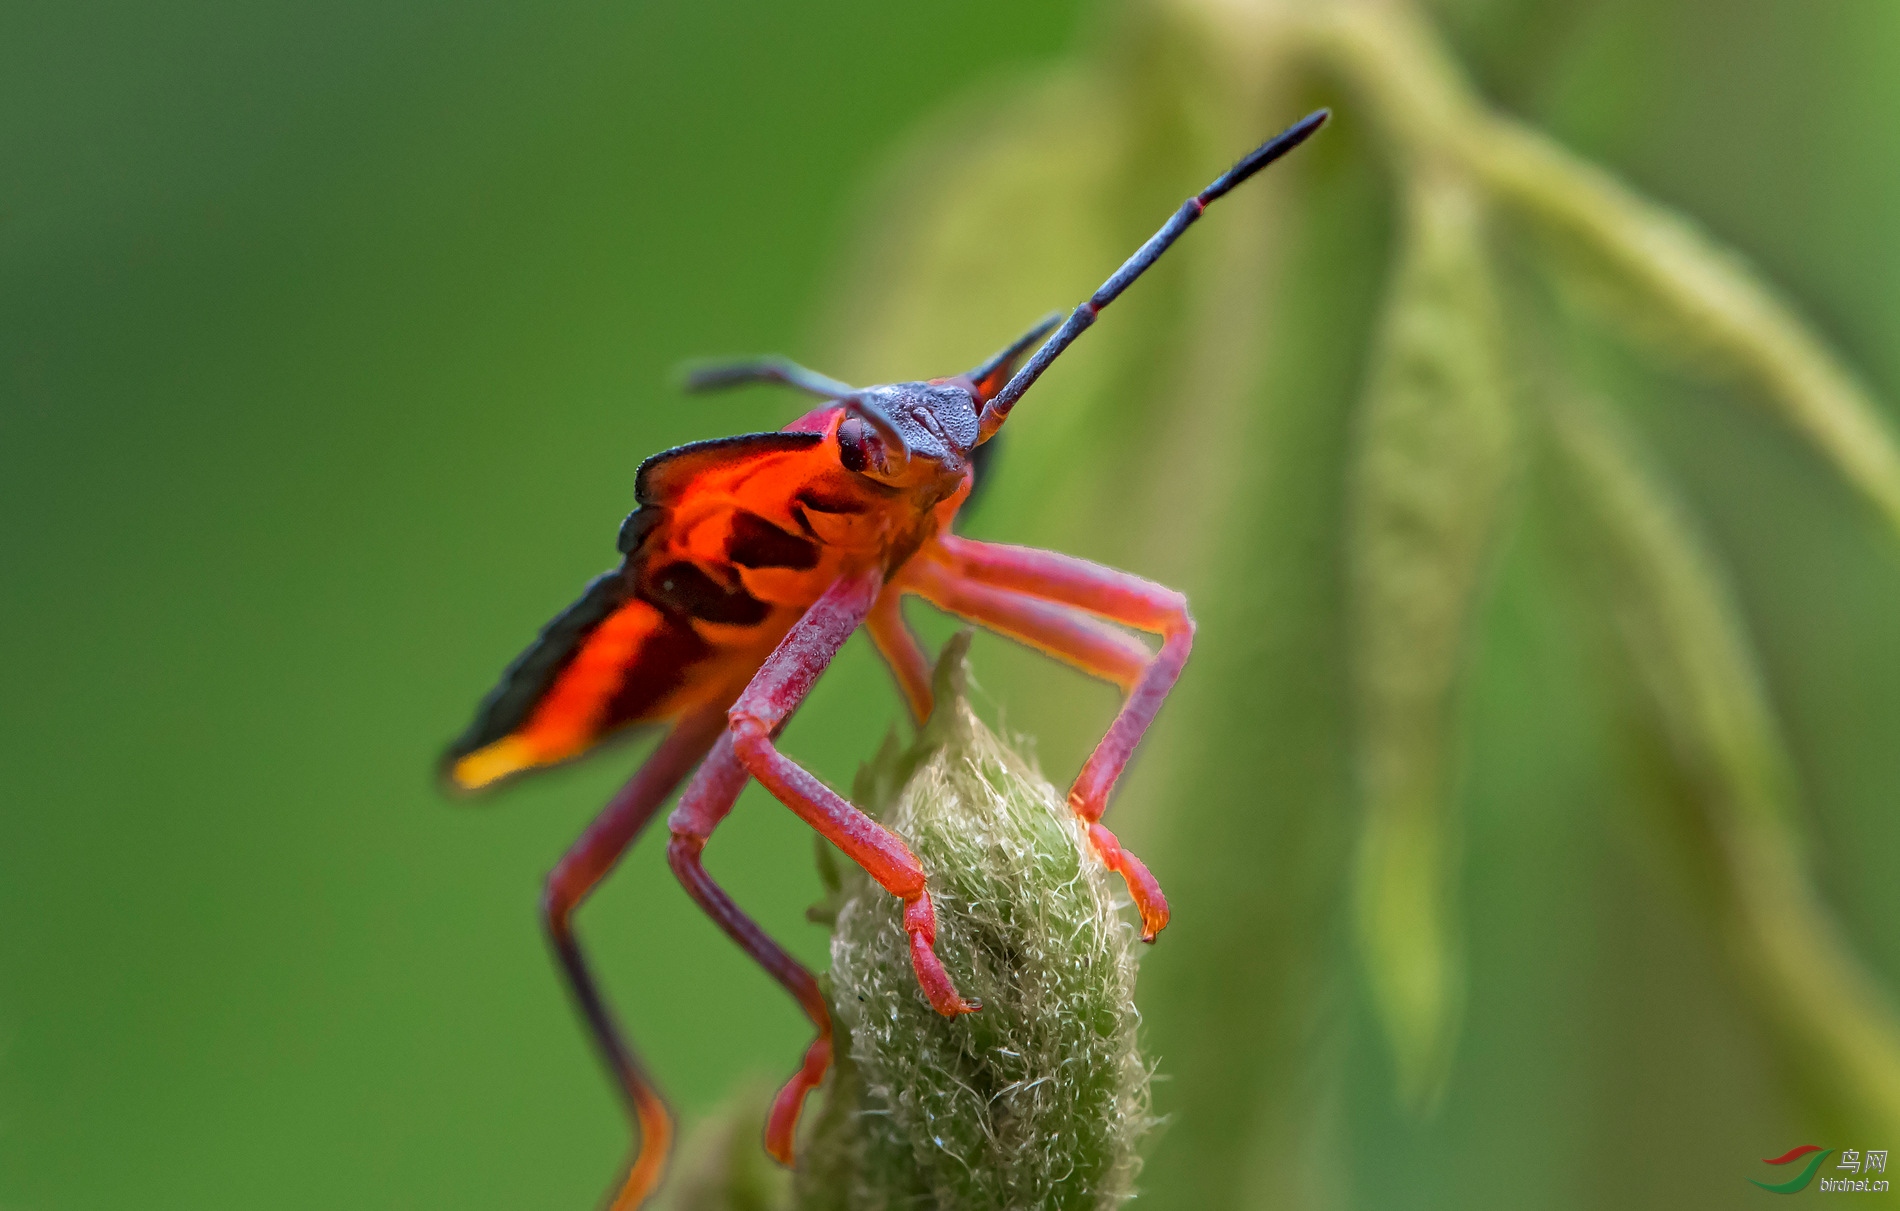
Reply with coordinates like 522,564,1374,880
659,1085,789,1211
1347,169,1515,1112
796,635,1151,1211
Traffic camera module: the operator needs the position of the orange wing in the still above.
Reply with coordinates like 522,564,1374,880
443,575,715,790
444,431,831,791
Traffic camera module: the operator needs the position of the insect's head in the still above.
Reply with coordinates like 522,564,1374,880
835,382,978,486
834,312,1060,489
683,314,1061,492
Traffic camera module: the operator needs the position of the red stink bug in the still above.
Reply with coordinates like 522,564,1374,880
445,109,1328,1208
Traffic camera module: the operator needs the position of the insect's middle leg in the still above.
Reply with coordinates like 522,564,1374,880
667,731,830,1166
728,568,979,1018
910,538,1195,940
865,587,933,725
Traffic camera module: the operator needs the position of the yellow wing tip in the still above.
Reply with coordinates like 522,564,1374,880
448,737,540,792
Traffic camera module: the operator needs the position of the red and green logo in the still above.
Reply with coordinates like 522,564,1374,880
1750,1146,1833,1193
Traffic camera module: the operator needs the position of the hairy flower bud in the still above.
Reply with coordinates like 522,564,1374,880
796,635,1151,1211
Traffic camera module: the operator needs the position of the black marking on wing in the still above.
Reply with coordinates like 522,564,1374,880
728,511,819,570
602,614,711,726
445,569,630,760
634,431,824,506
641,560,771,627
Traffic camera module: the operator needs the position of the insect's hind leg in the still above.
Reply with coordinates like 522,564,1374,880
909,539,1195,940
540,706,729,1211
666,731,831,1164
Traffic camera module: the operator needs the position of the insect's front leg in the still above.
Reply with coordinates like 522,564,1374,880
912,536,1195,940
726,568,979,1018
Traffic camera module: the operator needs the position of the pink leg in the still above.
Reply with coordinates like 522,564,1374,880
917,535,1195,940
539,705,730,1211
727,568,979,1018
666,733,830,1165
865,587,934,724
903,559,1152,693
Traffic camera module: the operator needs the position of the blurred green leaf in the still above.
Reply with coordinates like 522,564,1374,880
1551,394,1900,1141
659,1086,789,1211
1315,0,1900,542
1347,168,1515,1111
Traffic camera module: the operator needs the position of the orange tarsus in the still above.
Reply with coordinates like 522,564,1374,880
1085,820,1171,941
608,1090,674,1211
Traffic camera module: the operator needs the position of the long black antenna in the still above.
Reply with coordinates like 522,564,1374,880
977,109,1329,439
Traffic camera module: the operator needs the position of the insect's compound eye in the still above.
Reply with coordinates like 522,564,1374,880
837,416,868,473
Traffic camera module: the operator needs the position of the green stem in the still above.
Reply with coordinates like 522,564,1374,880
1551,396,1900,1140
1305,0,1900,542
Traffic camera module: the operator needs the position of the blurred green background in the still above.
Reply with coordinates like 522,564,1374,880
3,2,1898,1209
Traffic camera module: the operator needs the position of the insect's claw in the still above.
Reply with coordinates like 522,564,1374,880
902,893,980,1015
1086,821,1170,940
764,1034,832,1165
